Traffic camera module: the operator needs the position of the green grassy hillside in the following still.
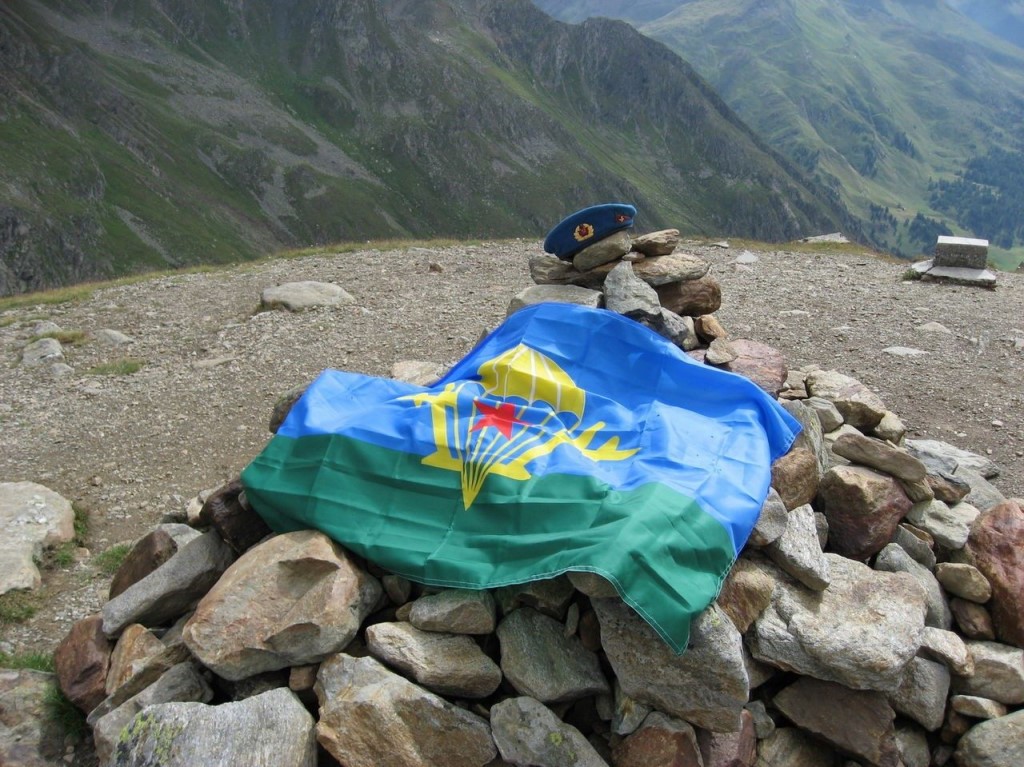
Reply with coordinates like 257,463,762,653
0,0,855,295
535,0,1024,269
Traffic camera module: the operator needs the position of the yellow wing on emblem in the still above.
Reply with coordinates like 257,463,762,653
404,344,636,508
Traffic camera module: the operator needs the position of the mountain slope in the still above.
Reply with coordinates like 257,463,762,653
946,0,1024,48
0,0,853,295
534,0,1024,268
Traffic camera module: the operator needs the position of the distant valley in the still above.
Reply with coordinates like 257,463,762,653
535,0,1024,270
0,0,855,295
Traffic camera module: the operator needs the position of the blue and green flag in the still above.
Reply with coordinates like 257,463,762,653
241,303,799,652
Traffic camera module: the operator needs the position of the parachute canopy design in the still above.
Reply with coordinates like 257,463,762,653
241,303,799,652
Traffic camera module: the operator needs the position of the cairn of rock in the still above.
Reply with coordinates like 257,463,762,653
30,230,1024,767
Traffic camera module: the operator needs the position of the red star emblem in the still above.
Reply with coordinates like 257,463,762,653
471,400,525,439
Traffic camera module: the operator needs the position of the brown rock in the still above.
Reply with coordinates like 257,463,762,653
773,677,900,767
695,314,728,343
716,557,775,634
817,465,912,560
697,709,757,767
54,613,112,713
105,624,165,695
199,479,273,555
771,448,820,510
612,712,703,767
631,229,680,257
530,252,709,289
831,433,928,483
656,275,722,316
109,529,179,600
721,339,788,397
950,598,996,640
927,472,972,504
963,500,1024,648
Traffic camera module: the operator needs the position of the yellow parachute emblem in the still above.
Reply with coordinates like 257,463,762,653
404,344,637,508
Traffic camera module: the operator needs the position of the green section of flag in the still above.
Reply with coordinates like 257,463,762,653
242,433,736,651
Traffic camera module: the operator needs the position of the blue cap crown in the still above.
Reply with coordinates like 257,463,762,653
543,203,637,261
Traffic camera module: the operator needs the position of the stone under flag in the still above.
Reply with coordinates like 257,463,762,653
241,303,799,652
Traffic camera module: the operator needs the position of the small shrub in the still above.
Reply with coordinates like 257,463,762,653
86,357,146,375
0,589,41,624
94,543,132,575
0,650,54,671
30,329,87,345
45,684,89,739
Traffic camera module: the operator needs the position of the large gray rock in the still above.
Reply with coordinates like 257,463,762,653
112,687,315,766
953,641,1024,704
749,555,927,692
765,503,830,591
507,284,603,315
875,543,952,629
0,481,75,596
20,336,64,366
887,656,950,731
603,261,661,321
101,531,234,638
905,499,980,550
904,439,1000,479
773,677,900,767
952,709,1024,767
408,588,496,634
365,622,501,699
260,281,354,311
496,607,609,703
782,399,830,476
805,369,887,430
182,530,381,680
315,654,496,767
594,600,747,732
491,696,608,767
92,662,213,764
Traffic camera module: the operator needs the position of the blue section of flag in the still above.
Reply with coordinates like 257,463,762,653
277,303,800,555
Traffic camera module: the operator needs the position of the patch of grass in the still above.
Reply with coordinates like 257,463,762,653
0,284,98,311
30,329,88,345
0,589,42,624
86,357,146,375
0,650,54,671
94,543,132,575
44,503,90,571
45,684,89,740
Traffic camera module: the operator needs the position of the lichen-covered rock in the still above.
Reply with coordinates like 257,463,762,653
112,687,315,766
490,696,608,767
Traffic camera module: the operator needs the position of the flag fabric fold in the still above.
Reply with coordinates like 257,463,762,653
241,302,799,652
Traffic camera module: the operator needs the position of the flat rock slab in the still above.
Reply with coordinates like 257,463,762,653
749,555,927,692
260,281,354,311
0,482,75,596
113,687,316,767
911,259,997,288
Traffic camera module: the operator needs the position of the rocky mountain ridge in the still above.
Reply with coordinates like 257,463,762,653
0,0,853,296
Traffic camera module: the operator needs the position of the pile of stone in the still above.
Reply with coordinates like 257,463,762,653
29,233,1024,766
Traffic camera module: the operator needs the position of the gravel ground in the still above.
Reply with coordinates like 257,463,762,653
1,239,1022,660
